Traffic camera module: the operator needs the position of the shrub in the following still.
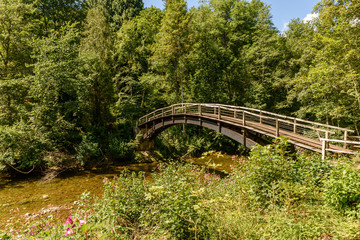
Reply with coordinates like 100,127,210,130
324,162,360,216
76,133,101,166
243,137,330,208
0,123,50,173
107,136,135,161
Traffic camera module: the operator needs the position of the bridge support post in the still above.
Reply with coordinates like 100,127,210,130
259,111,263,124
325,131,330,149
243,111,246,126
293,119,297,133
276,120,279,137
322,140,326,160
344,131,348,148
242,129,247,146
199,104,202,116
218,107,221,119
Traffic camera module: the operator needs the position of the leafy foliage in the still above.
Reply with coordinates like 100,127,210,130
324,162,360,216
0,0,359,173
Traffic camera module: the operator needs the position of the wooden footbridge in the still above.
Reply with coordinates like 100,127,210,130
137,103,360,159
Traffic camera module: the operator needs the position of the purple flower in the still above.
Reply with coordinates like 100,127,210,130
65,216,73,225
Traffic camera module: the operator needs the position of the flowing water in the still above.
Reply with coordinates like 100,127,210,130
0,154,238,232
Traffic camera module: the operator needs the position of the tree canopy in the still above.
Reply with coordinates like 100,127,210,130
0,0,359,172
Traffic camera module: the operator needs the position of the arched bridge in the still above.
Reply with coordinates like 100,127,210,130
137,103,360,159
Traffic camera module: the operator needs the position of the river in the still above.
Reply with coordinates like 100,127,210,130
0,153,237,232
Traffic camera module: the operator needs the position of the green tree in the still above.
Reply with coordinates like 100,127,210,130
80,5,114,128
152,0,190,103
114,7,164,120
288,0,360,132
0,0,34,125
30,0,86,33
29,24,84,147
87,0,144,31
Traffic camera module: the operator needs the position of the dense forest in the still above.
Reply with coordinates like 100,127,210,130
0,0,359,173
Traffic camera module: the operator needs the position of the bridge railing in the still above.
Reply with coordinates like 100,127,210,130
138,103,358,149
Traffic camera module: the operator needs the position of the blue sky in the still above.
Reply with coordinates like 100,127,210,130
143,0,320,31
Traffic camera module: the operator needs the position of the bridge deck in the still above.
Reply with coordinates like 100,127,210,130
138,103,360,158
218,114,351,154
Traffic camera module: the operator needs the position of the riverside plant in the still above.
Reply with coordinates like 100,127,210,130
3,139,360,239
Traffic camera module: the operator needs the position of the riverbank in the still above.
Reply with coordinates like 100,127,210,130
0,162,158,232
0,152,237,234
2,139,360,239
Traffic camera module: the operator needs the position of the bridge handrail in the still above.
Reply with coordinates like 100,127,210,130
214,104,354,133
137,103,354,144
242,110,335,135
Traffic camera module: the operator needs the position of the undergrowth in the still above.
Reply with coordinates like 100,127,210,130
2,138,360,239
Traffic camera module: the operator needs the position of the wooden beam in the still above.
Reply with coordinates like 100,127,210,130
243,111,246,126
322,140,326,160
344,130,348,148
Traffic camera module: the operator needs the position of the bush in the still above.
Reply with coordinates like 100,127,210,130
243,137,331,208
324,162,360,216
107,136,135,161
82,163,210,239
76,133,101,166
0,123,50,173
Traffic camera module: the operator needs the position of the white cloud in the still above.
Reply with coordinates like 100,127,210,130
282,22,289,32
303,13,319,23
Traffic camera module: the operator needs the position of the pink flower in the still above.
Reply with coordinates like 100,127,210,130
65,216,73,225
103,177,107,183
112,185,115,189
111,229,114,233
79,219,87,227
65,227,74,236
229,178,235,184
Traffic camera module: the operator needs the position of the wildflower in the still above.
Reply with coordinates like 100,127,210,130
229,178,235,184
112,185,116,189
65,216,73,225
111,229,114,233
79,219,87,227
103,177,107,183
65,227,74,236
